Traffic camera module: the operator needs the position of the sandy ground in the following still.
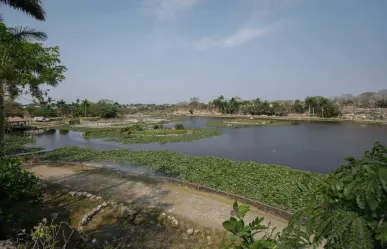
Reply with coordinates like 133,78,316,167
28,164,288,232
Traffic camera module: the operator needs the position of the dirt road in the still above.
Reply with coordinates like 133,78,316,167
28,164,289,232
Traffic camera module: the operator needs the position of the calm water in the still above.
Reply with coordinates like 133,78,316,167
31,117,387,174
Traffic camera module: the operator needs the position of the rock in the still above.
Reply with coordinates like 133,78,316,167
167,216,179,228
69,191,76,196
119,206,138,219
108,200,118,207
96,196,103,201
186,228,194,235
133,215,146,225
181,234,189,240
92,238,97,243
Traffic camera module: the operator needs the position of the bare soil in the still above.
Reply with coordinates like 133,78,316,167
28,164,288,232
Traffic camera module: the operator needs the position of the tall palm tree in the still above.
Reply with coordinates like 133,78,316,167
1,0,46,21
81,99,90,118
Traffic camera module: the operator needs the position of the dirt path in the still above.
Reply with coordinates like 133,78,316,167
28,164,288,232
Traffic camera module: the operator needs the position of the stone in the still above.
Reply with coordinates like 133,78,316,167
133,215,146,225
181,234,189,240
119,206,138,219
167,216,179,228
186,228,194,235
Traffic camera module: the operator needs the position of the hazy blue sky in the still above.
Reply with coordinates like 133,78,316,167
2,0,387,104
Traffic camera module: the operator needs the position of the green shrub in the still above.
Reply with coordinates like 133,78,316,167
120,126,131,132
153,124,163,129
175,123,184,130
0,157,42,210
222,201,277,248
132,123,144,131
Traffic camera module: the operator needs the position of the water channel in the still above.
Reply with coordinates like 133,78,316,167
30,117,387,174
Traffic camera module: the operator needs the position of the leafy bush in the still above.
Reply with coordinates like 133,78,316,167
0,157,42,210
99,105,118,119
132,123,144,131
153,123,163,129
175,123,184,130
17,218,75,249
282,142,387,249
222,201,277,249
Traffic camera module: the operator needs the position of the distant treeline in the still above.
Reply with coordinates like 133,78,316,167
5,89,387,119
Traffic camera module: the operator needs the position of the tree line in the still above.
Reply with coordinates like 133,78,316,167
208,95,341,118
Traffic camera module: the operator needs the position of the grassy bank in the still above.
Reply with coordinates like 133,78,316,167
41,147,324,212
207,119,295,128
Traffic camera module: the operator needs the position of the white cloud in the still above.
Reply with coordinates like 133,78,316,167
143,0,200,21
194,27,269,50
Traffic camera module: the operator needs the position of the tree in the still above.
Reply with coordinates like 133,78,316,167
0,22,66,153
281,142,387,249
81,99,90,117
0,0,46,21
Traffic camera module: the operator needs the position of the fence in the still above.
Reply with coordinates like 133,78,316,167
19,151,294,220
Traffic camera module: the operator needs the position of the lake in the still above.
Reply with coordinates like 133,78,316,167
31,117,387,174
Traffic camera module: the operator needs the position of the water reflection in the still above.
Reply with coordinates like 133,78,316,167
30,117,387,174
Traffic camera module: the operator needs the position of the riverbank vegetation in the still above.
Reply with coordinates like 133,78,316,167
4,135,42,155
207,119,295,128
59,123,222,144
41,147,323,212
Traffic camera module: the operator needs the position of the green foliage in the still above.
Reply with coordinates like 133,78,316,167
153,123,163,129
0,22,66,100
17,218,75,249
0,157,42,210
175,123,185,130
222,201,277,249
282,142,387,249
305,96,340,118
42,147,322,211
4,135,42,155
99,104,118,119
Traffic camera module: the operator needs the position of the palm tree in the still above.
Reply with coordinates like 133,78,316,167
0,23,47,154
0,0,46,154
1,0,46,21
81,99,90,118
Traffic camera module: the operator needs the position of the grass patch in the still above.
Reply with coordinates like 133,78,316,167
41,147,324,212
207,119,295,128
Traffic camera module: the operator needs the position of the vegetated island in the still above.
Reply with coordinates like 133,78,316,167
58,122,222,144
206,118,296,128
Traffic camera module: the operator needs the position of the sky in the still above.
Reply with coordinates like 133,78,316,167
2,0,387,104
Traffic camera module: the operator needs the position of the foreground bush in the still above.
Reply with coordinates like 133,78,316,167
0,157,42,210
222,201,277,248
281,142,387,249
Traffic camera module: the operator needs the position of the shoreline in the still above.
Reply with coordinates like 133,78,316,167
174,113,387,125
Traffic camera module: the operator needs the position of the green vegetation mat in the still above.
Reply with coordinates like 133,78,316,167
41,147,324,212
59,126,222,144
207,119,295,128
4,135,43,155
